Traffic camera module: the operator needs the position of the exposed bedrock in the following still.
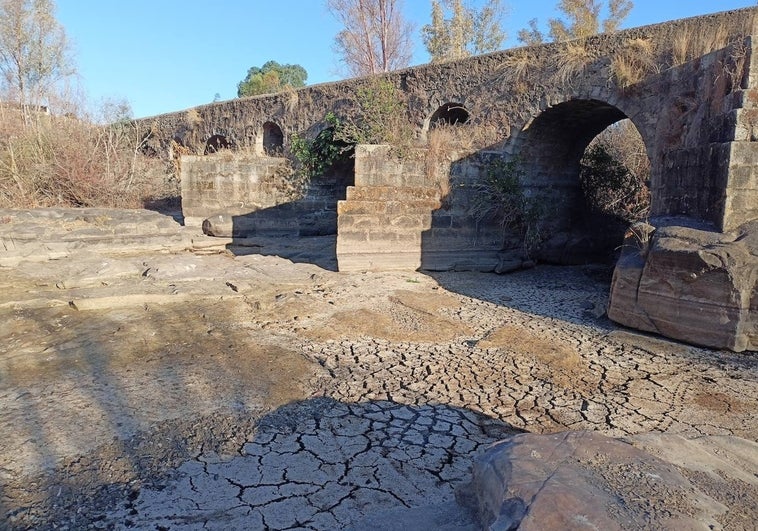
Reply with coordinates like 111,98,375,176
465,431,758,531
608,219,757,352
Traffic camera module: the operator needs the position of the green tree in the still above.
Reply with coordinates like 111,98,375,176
237,60,307,97
0,0,73,113
518,0,632,44
422,0,506,63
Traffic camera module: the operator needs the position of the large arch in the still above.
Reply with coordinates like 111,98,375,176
509,98,653,262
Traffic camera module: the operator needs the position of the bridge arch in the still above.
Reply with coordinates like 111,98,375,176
509,98,653,260
204,134,232,155
429,102,470,127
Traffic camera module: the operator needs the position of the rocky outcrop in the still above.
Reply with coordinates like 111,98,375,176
464,430,758,530
608,219,757,352
0,208,192,266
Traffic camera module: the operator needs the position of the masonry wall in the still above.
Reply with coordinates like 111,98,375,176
721,36,758,231
180,154,342,237
337,145,506,272
143,7,758,268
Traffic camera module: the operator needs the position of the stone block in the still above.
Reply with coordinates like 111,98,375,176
464,431,758,531
608,220,757,352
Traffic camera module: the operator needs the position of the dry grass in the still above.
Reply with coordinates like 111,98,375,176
424,121,501,199
493,52,534,94
185,108,202,126
720,38,749,94
672,23,732,67
424,125,457,199
0,107,172,208
282,84,299,114
552,41,599,86
611,38,657,89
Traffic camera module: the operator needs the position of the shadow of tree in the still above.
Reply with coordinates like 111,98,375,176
0,278,525,530
93,397,521,529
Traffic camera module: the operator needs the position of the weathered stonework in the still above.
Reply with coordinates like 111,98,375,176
181,153,345,237
608,219,757,352
139,8,758,236
134,8,758,350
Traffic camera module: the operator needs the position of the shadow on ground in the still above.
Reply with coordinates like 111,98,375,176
0,295,519,530
226,234,339,272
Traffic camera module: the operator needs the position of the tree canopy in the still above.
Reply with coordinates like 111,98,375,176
327,0,414,77
0,0,73,111
422,0,506,63
237,60,307,98
518,0,633,45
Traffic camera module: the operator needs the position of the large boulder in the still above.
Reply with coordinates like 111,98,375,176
607,219,757,352
463,431,758,530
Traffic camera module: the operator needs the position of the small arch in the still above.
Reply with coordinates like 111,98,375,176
429,102,470,128
262,121,284,155
139,132,158,158
204,134,231,155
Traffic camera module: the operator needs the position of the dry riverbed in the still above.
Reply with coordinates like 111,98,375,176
0,209,755,530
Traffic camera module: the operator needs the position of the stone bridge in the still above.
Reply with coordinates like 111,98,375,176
137,7,757,351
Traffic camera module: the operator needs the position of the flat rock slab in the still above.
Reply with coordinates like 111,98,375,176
0,207,192,265
468,431,758,530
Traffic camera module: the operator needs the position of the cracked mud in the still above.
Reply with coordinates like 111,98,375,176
1,229,756,530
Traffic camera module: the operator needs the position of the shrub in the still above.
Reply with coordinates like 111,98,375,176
334,78,415,157
470,158,544,256
0,106,173,208
580,142,650,222
290,112,353,180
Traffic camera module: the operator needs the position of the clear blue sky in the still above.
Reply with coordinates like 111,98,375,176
56,0,757,118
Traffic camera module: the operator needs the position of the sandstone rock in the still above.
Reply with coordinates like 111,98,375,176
608,219,757,352
464,431,758,530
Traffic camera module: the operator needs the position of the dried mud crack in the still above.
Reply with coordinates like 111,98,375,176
0,214,755,530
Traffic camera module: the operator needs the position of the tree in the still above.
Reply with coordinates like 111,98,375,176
518,0,633,45
237,60,307,97
0,0,72,112
422,0,506,63
327,0,414,77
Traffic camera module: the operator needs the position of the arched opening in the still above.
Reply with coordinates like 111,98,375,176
429,102,470,128
139,132,158,158
305,126,355,190
262,121,284,156
515,99,651,265
204,134,231,155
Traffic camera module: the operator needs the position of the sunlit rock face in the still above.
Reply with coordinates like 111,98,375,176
608,219,757,352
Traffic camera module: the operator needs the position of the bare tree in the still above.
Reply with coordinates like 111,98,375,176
423,0,506,63
327,0,414,77
0,0,72,115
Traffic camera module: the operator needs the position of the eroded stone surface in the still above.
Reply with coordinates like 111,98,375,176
609,220,758,352
467,431,758,530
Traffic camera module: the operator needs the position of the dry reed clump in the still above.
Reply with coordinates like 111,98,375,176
424,125,457,199
610,38,657,89
0,107,170,208
424,122,501,202
492,51,534,94
552,41,599,86
672,22,732,67
282,84,299,114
